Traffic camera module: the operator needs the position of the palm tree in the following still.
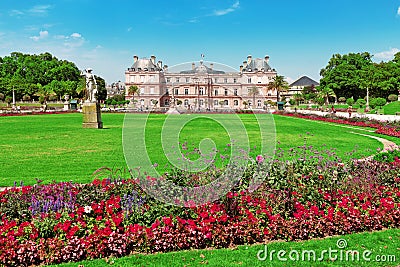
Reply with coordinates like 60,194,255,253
248,86,259,109
268,75,289,102
317,86,336,105
128,85,140,105
293,93,304,106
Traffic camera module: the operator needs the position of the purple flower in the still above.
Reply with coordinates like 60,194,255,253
256,155,264,164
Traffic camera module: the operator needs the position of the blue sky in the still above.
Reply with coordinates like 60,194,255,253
0,0,399,84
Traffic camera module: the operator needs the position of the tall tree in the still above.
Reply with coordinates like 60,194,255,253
128,85,140,104
268,75,288,102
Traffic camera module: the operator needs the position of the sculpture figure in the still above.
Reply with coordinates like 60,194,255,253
81,68,97,102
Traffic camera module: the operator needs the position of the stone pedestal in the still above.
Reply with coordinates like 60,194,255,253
82,102,103,129
165,107,180,115
63,102,70,111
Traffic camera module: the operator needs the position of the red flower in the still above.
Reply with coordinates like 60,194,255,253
151,219,160,229
162,217,172,226
200,211,209,219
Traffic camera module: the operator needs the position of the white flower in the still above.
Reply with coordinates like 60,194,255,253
84,205,92,214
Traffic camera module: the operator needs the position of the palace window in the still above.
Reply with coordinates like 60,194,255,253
234,100,239,106
214,89,218,96
234,88,238,96
224,89,228,96
184,88,189,95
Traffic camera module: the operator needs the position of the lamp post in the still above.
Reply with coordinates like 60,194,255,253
12,88,16,109
365,86,370,112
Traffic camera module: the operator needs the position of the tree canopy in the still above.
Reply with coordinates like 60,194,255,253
0,51,106,102
319,52,400,101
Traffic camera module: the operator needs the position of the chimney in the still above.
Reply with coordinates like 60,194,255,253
151,55,156,65
192,63,195,70
265,55,270,63
157,60,162,69
240,65,243,72
247,55,252,65
163,65,168,72
243,61,247,68
210,63,214,70
133,55,138,63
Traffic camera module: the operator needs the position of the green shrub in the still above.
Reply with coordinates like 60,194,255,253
373,149,400,163
338,97,346,103
388,94,398,102
356,98,366,108
346,97,355,106
369,97,386,109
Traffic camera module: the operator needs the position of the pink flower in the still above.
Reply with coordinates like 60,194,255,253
256,155,264,164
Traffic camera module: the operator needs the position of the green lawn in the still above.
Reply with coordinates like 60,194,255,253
0,113,388,186
383,101,400,115
52,228,400,267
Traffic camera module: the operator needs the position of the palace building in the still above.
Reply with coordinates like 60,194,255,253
124,55,278,110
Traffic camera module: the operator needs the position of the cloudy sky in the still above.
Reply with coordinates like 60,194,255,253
0,0,399,84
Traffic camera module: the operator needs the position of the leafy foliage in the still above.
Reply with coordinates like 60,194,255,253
319,52,400,101
0,52,106,101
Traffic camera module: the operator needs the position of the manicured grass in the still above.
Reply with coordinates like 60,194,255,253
383,101,400,115
0,113,385,186
51,228,400,267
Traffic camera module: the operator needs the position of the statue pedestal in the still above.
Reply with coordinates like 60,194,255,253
82,102,103,129
165,107,180,114
63,102,70,111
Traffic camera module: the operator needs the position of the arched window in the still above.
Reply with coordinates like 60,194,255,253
224,100,229,106
234,100,239,106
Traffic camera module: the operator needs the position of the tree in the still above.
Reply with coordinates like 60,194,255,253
316,86,336,105
248,86,259,109
242,100,248,109
0,93,4,102
94,75,107,102
319,52,373,100
268,75,288,102
292,93,304,106
128,85,140,104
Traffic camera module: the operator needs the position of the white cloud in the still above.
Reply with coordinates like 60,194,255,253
9,9,24,17
397,6,400,16
30,30,49,41
374,48,400,61
213,1,240,16
71,33,82,38
28,5,52,15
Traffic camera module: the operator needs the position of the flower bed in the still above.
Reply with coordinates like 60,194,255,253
0,147,399,265
276,112,400,138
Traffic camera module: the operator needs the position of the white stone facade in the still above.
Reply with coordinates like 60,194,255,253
125,55,278,110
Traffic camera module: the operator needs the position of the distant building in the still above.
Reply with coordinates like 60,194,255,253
124,55,279,110
106,81,125,99
284,76,319,100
